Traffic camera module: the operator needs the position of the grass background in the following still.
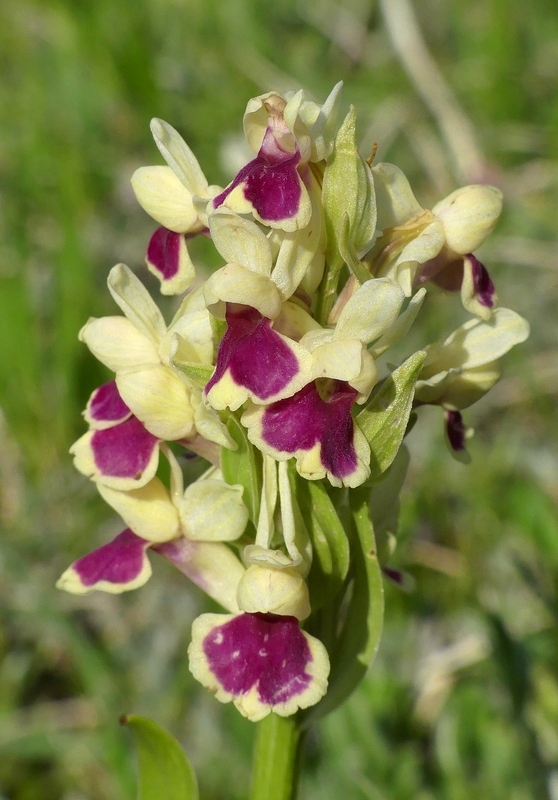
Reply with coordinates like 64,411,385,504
1,0,557,797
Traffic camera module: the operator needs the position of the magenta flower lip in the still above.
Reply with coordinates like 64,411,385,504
205,304,300,403
261,380,360,481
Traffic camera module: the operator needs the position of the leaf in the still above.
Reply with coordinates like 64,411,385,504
304,488,384,724
220,414,261,524
294,476,350,606
122,714,199,800
337,212,372,285
357,350,426,480
322,107,376,265
173,360,214,389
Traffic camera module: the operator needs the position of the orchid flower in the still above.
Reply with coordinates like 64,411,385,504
211,84,342,232
367,162,502,316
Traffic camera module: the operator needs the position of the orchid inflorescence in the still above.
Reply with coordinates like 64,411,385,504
57,84,528,723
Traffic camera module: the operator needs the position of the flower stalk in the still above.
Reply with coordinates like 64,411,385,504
250,714,304,800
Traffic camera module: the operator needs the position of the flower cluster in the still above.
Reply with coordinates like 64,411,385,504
58,84,528,722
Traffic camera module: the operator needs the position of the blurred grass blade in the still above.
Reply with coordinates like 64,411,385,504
122,715,199,800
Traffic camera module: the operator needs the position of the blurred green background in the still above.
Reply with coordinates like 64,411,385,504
1,0,558,797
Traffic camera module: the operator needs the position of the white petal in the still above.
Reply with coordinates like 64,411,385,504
131,166,199,232
98,479,180,543
204,264,282,320
334,278,405,344
433,184,503,254
178,480,248,542
209,208,272,276
373,162,424,229
160,287,214,365
150,118,209,195
79,316,160,372
107,264,166,342
371,288,427,357
423,307,530,373
116,365,195,440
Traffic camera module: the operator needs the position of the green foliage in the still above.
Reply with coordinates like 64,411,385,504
221,413,262,524
123,715,199,800
357,350,426,479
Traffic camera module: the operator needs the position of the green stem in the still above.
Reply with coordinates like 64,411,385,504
250,713,305,800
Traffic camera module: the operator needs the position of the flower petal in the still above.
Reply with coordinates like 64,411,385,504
208,208,273,277
188,612,329,721
333,278,405,345
243,381,371,488
204,305,312,411
130,165,200,232
421,307,530,376
107,264,167,343
433,184,502,255
150,118,209,195
116,365,195,440
204,264,282,321
79,317,160,372
146,227,196,296
373,162,424,229
56,529,152,595
212,152,312,232
154,539,244,612
177,479,248,542
84,381,132,429
461,254,497,320
97,478,180,543
70,416,160,490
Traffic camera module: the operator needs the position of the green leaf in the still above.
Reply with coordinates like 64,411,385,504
322,107,376,267
337,212,372,285
294,477,350,606
357,350,426,480
122,714,199,800
173,360,214,389
220,414,261,524
304,488,384,724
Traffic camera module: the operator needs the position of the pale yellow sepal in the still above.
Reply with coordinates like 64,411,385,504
161,284,214,365
189,613,330,721
56,557,152,596
131,166,200,233
421,307,530,376
97,478,180,543
432,184,503,255
79,317,160,373
236,565,311,620
271,176,325,300
371,288,426,358
108,264,166,342
373,162,424,230
150,118,209,195
416,363,502,409
378,219,445,296
174,541,245,612
177,480,248,542
191,389,236,449
209,209,272,277
116,365,195,440
333,277,405,345
204,264,282,320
